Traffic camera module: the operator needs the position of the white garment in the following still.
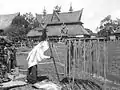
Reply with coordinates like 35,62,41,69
27,40,50,68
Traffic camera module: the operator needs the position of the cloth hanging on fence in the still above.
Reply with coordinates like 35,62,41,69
26,40,50,68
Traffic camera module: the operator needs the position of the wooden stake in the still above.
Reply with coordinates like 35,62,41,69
69,40,71,79
97,39,100,77
48,41,60,82
72,40,76,89
103,39,107,89
83,39,86,73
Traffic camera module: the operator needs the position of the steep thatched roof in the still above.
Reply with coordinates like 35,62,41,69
27,27,43,37
114,26,120,34
0,12,20,32
36,9,89,36
27,30,42,37
36,9,83,25
46,24,89,36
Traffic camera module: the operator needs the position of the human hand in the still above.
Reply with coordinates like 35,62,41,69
50,56,53,59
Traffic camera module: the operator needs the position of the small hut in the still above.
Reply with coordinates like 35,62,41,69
113,26,120,40
27,26,44,41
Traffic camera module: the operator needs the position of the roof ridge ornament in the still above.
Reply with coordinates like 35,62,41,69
53,5,61,13
43,7,47,16
51,5,61,22
78,8,84,21
69,3,73,13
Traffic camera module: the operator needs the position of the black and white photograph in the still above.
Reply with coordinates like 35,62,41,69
0,0,120,89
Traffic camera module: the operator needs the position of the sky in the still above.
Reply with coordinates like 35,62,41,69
0,0,120,32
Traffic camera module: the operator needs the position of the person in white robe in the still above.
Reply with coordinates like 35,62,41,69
26,29,51,84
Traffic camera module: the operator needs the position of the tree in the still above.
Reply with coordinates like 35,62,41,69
1,12,39,42
12,15,29,28
23,12,39,28
97,15,120,37
2,14,31,42
5,25,28,42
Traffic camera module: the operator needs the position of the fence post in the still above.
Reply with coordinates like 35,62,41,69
83,39,86,73
68,40,71,79
89,39,92,75
97,39,100,77
72,40,77,89
65,40,71,77
104,39,107,89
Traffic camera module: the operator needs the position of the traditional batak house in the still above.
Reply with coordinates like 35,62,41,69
85,28,97,38
27,27,44,40
27,26,44,46
36,6,89,41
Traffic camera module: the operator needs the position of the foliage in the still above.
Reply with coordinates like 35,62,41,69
2,12,39,42
23,12,39,28
12,15,29,28
97,15,120,37
5,25,29,42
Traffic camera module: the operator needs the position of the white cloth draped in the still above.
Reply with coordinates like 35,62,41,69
27,41,50,68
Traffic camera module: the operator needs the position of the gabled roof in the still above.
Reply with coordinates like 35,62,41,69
36,9,83,24
113,26,120,34
0,12,20,31
27,26,45,37
114,29,120,34
85,28,97,36
46,24,89,36
36,9,89,36
27,30,42,37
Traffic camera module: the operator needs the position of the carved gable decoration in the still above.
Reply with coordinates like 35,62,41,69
60,24,68,35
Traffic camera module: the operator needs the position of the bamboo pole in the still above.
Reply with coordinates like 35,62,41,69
103,39,107,89
78,39,81,71
97,39,100,77
48,41,60,82
91,41,94,75
69,40,71,79
83,39,86,73
65,40,68,76
89,40,92,75
72,40,76,89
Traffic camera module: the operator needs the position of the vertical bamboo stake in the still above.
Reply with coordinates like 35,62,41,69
48,41,60,82
78,40,80,71
95,40,97,75
86,41,88,73
72,40,76,89
91,40,94,75
83,39,86,73
103,39,107,89
69,40,71,79
65,40,68,76
106,40,108,80
89,39,92,75
79,40,82,72
97,39,100,77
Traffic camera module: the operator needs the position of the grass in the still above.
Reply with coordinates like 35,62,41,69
16,43,66,80
14,41,120,89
